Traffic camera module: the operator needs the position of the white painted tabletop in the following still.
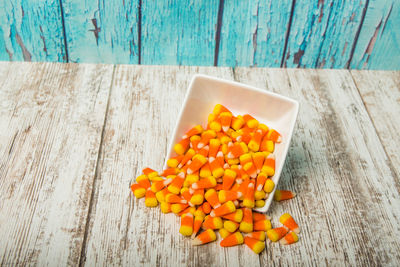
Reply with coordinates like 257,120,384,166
0,62,399,266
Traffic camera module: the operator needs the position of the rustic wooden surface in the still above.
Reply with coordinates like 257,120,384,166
0,62,399,266
1,0,399,70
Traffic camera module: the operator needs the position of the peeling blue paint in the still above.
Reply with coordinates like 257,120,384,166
0,0,399,70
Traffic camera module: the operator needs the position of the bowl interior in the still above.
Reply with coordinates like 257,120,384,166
164,75,299,212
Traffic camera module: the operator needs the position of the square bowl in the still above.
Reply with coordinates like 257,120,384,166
164,74,299,213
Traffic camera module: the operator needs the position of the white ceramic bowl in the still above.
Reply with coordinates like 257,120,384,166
164,74,299,213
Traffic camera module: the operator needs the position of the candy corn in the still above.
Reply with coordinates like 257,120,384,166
192,176,217,189
174,138,190,155
254,219,272,231
222,169,237,190
262,153,275,176
165,193,186,204
280,231,299,245
239,208,253,233
171,203,189,214
182,125,203,139
220,232,244,247
243,114,259,129
192,209,205,238
248,129,263,152
253,212,271,221
218,190,242,203
266,129,282,143
145,189,158,207
179,213,194,236
222,209,243,223
267,227,288,242
220,112,232,132
130,183,146,198
202,202,212,214
210,201,236,217
202,215,223,229
219,228,230,239
209,158,224,179
264,179,275,193
189,189,204,206
224,220,239,232
242,181,255,208
179,148,196,168
246,231,266,241
142,167,158,179
192,229,217,245
280,213,300,234
167,174,185,194
187,154,208,174
167,155,183,168
244,237,265,254
204,189,221,209
274,190,296,201
160,202,172,213
151,178,173,192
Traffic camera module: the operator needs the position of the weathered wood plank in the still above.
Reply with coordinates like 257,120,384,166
350,0,400,70
218,0,293,67
0,62,114,265
79,65,261,266
0,0,66,62
351,70,400,184
141,0,219,66
282,0,367,68
234,68,400,265
61,0,139,63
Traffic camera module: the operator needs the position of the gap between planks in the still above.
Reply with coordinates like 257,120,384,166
78,65,117,266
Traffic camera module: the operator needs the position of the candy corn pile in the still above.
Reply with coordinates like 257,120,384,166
130,104,299,253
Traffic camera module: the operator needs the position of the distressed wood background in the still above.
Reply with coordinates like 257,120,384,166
0,0,399,70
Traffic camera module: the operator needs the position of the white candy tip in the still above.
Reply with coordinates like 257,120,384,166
198,143,204,149
209,157,215,163
192,239,203,246
223,126,229,132
182,135,188,139
277,136,282,143
187,169,193,174
280,239,288,245
210,211,215,217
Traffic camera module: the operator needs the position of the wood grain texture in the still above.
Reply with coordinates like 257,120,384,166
351,70,400,185
141,0,219,66
350,0,400,70
0,62,114,265
61,0,139,63
218,0,293,67
0,0,66,62
282,0,367,68
79,65,261,266
234,68,400,265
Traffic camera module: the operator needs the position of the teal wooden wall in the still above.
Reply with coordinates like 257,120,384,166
0,0,399,70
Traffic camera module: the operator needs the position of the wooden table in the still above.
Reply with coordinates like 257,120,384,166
0,62,399,266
